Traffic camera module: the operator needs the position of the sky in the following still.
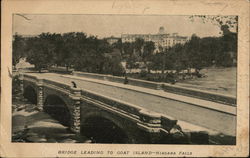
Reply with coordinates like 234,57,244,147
13,14,224,38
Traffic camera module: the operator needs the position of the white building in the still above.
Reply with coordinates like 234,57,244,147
121,27,189,53
106,36,120,45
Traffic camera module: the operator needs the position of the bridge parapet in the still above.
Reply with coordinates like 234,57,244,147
43,79,71,92
73,71,162,90
22,74,38,83
73,71,236,106
81,90,142,119
162,83,236,106
80,89,178,134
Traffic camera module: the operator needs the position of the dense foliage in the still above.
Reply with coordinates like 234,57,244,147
149,32,237,72
119,32,237,74
12,28,237,77
13,32,124,75
13,34,26,69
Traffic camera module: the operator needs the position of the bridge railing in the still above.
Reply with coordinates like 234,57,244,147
73,71,162,90
48,66,73,74
81,90,142,118
22,74,72,93
73,71,107,80
80,89,178,132
162,83,236,106
43,79,71,92
73,71,236,106
23,74,38,82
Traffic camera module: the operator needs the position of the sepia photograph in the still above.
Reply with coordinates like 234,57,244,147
1,0,249,157
12,14,237,144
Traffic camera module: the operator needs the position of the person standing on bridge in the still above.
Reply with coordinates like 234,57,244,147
71,81,77,88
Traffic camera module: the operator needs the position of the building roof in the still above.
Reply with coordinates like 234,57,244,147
121,33,188,40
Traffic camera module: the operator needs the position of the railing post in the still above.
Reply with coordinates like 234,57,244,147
70,87,81,133
138,109,164,143
37,79,44,111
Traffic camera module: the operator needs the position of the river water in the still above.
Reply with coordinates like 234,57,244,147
177,67,236,96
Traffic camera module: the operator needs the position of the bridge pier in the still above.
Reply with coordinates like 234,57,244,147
70,87,81,133
37,79,44,111
19,74,25,100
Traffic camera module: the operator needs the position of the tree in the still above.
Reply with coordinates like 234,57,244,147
142,41,155,73
112,39,123,53
134,38,144,57
12,34,26,69
121,42,134,59
26,33,57,72
61,32,81,70
122,42,138,69
189,15,238,34
189,15,238,66
151,53,163,70
102,49,124,76
185,34,204,71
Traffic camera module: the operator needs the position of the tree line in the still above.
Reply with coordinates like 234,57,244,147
150,32,237,73
115,31,237,74
13,29,237,77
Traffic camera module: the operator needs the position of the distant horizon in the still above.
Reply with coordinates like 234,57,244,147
13,14,235,38
16,31,193,39
14,29,222,39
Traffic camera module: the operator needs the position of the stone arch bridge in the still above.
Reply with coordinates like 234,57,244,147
20,73,182,144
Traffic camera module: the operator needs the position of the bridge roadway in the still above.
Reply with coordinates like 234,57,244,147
28,72,236,136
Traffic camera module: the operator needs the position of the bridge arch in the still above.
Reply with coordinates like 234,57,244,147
23,85,37,104
44,95,71,127
81,112,130,143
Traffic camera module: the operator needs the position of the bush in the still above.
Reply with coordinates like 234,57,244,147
140,70,148,78
111,63,125,76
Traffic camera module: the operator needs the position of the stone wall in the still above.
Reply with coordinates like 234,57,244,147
162,83,236,105
73,71,236,105
73,71,162,90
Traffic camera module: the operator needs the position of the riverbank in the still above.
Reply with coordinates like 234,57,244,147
126,67,236,96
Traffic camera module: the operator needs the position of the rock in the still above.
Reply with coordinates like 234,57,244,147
22,98,28,102
57,133,75,138
26,135,47,142
170,124,184,139
46,138,57,143
190,131,209,144
60,138,78,143
84,139,92,143
17,104,26,111
26,132,39,137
